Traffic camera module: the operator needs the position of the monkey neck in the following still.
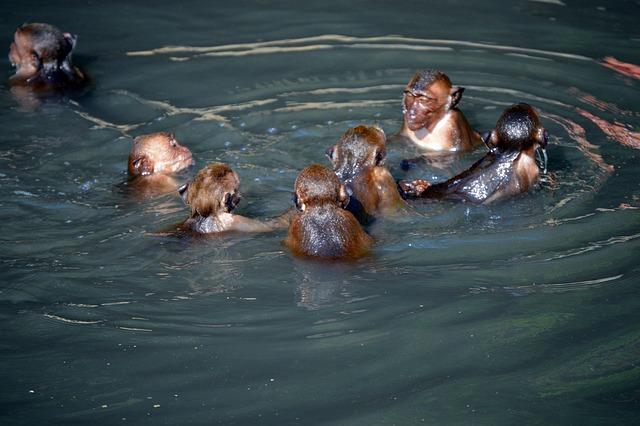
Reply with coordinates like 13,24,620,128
190,212,235,234
403,111,466,151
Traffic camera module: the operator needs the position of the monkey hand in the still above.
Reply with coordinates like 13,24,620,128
398,179,431,197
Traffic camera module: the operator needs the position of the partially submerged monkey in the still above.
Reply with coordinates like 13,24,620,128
124,132,193,195
399,103,549,204
8,23,88,93
326,124,407,224
284,164,373,260
397,68,482,152
177,163,288,235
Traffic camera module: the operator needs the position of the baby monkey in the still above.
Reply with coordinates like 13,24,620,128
284,165,373,260
326,124,406,224
8,23,88,92
178,163,286,235
399,103,549,204
398,68,482,152
124,132,193,195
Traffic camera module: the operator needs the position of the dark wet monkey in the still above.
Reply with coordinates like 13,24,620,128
284,164,373,260
399,103,549,204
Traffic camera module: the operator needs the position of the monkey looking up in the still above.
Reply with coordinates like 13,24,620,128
326,124,407,224
8,23,88,92
399,103,549,204
177,163,288,235
284,164,373,260
397,68,482,152
122,132,193,196
128,132,193,177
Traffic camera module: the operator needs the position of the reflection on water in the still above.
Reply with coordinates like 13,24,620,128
1,1,640,425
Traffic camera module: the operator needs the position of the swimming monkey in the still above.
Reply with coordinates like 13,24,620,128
178,163,286,235
284,164,373,260
399,103,549,204
398,68,482,152
124,132,193,195
8,23,88,92
326,124,407,224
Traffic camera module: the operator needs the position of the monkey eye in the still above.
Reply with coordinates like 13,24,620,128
404,90,431,105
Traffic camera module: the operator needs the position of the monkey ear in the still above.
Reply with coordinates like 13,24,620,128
30,50,43,71
224,191,241,213
449,86,465,108
132,155,154,176
178,182,191,203
537,128,549,149
338,185,350,209
325,146,336,162
482,130,499,151
63,32,77,53
292,192,305,211
374,146,387,166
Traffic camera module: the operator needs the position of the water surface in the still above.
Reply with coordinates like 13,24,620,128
1,1,639,424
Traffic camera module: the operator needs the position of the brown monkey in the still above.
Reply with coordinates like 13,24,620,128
123,132,193,195
399,103,549,204
326,124,406,224
284,165,373,260
128,132,193,176
8,23,88,93
177,163,287,235
397,68,482,152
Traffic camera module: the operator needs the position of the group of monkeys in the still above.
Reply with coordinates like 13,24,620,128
8,23,550,261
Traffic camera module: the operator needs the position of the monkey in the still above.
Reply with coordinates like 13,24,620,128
399,103,549,204
284,164,373,260
122,132,193,196
128,132,193,176
396,68,482,153
8,23,88,93
176,163,288,235
326,124,407,224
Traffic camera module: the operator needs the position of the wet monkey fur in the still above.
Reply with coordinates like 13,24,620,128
399,103,549,204
284,165,373,260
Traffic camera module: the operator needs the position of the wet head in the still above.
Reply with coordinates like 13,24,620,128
403,69,456,132
326,124,387,183
128,132,193,176
8,23,86,90
179,163,241,219
486,103,549,153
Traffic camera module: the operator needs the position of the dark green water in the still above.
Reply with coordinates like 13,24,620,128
1,1,639,424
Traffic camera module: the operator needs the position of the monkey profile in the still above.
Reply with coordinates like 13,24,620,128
284,165,373,260
8,23,88,93
399,103,549,204
123,132,193,196
326,124,407,224
177,163,286,235
397,68,482,152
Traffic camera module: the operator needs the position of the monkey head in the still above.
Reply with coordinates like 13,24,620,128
9,23,79,82
128,132,193,176
293,165,349,211
482,103,549,153
402,68,465,132
178,164,242,219
326,124,387,184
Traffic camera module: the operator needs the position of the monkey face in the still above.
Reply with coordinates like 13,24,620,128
9,30,39,78
128,132,193,176
403,80,454,132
